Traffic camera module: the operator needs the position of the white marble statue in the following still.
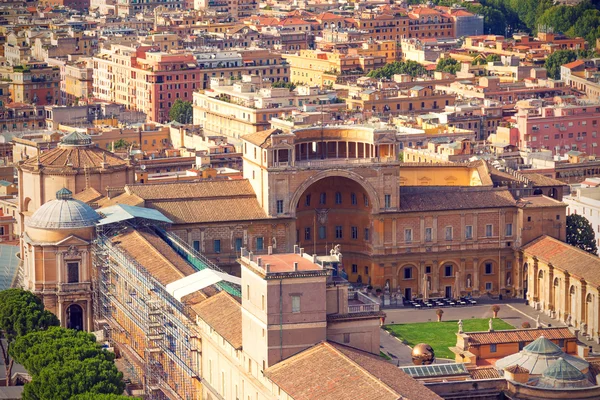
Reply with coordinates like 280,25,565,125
458,319,464,334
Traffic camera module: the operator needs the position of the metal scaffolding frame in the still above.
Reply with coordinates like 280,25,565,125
92,221,202,400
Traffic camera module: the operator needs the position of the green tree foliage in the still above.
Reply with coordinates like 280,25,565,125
10,327,115,376
11,326,125,400
544,49,577,79
436,58,460,74
271,80,297,90
566,214,598,255
366,60,427,79
168,99,193,124
22,357,125,400
72,394,135,400
112,139,130,150
486,54,501,63
0,289,59,386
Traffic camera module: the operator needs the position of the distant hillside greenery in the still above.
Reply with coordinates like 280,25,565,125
413,0,600,45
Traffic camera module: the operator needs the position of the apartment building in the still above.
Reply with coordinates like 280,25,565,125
0,62,60,106
193,74,342,139
561,59,600,101
407,6,455,39
194,0,258,20
93,45,201,123
514,97,600,155
345,85,455,115
284,49,386,88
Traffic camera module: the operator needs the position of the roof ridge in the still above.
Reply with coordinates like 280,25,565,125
527,234,600,262
325,342,402,398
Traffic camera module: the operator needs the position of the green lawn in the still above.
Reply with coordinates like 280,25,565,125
380,351,391,361
384,318,514,360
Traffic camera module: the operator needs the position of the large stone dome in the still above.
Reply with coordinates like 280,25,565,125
26,188,100,230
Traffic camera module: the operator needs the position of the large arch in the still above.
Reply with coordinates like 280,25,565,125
288,169,381,215
66,303,84,331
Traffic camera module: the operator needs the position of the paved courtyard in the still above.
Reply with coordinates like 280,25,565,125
379,299,600,366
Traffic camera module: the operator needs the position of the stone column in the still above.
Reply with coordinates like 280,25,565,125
432,260,439,295
548,264,554,311
420,216,425,244
564,272,571,323
460,258,466,293
499,256,506,292
473,258,479,293
392,218,397,247
432,216,438,242
581,281,587,328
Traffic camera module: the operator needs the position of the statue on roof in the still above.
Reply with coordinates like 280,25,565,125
458,319,463,334
536,315,541,328
489,318,493,332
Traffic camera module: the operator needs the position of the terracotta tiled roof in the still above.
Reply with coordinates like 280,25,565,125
466,327,575,346
125,180,255,200
73,187,103,204
265,342,442,400
522,173,565,187
241,128,281,148
146,197,267,224
96,192,144,208
111,228,196,285
562,60,585,70
21,145,128,173
516,196,566,209
399,189,515,213
469,367,503,379
522,235,600,286
192,291,242,349
504,364,529,374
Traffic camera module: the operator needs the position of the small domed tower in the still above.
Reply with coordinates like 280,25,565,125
21,188,100,331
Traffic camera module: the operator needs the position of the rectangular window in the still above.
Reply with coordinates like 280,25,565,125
352,264,358,274
235,238,243,252
558,339,565,347
505,223,513,236
67,262,79,283
485,263,492,275
291,295,301,313
486,224,493,237
318,226,326,239
193,240,200,252
320,192,326,204
256,237,264,251
304,228,311,241
214,239,221,253
364,194,369,206
384,194,391,208
364,228,370,240
351,193,357,205
335,192,342,204
276,200,283,214
305,194,311,207
426,266,431,274
445,226,453,241
405,229,412,243
465,225,473,239
444,265,453,277
485,282,492,291
364,266,369,275
490,344,497,353
404,267,412,279
343,333,350,343
351,226,358,239
425,227,432,242
335,226,343,239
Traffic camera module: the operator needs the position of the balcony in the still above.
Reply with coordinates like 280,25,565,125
58,281,92,293
348,291,380,313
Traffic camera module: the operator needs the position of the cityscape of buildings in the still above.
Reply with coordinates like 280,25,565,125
1,0,600,399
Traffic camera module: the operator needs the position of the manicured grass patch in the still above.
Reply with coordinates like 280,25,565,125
380,351,391,360
383,318,514,359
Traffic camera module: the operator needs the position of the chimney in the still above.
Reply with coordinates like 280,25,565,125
294,244,299,253
300,247,304,254
257,257,262,267
293,262,299,271
268,245,273,255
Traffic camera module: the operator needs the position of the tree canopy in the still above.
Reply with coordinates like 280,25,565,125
566,214,598,255
366,60,427,79
168,99,193,124
436,58,460,75
71,394,135,400
11,326,125,400
544,50,577,80
0,289,59,386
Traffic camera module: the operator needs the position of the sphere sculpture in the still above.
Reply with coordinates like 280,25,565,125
412,343,435,365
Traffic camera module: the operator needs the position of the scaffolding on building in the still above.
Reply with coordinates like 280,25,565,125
92,214,238,400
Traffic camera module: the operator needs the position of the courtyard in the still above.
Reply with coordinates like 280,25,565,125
383,318,514,359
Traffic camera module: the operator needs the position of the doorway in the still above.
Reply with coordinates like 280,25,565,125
445,286,452,299
66,304,84,331
404,287,412,301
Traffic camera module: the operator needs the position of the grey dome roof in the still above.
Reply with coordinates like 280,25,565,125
523,336,563,356
536,358,594,389
27,188,100,230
